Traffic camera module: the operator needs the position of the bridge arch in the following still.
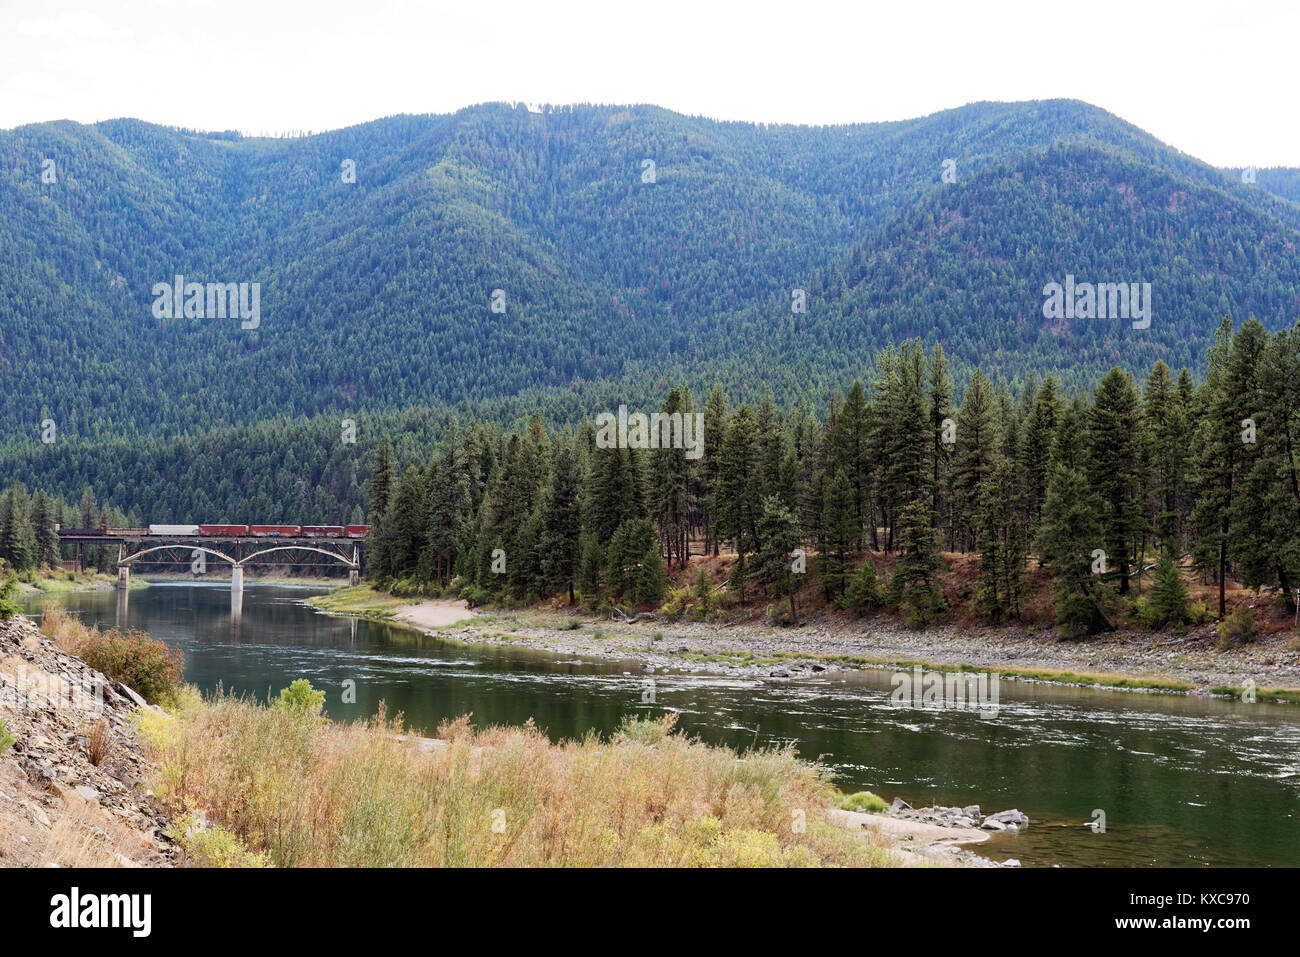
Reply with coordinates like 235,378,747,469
238,545,359,569
119,544,238,566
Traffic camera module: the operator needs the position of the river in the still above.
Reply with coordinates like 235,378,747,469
23,581,1300,867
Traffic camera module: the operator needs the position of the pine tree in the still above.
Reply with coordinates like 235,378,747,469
1018,375,1061,528
577,535,603,601
634,543,669,606
951,369,999,552
754,495,801,622
1037,464,1109,637
887,500,944,626
1147,549,1191,628
841,558,885,612
1086,368,1144,595
539,437,583,603
31,490,60,569
819,469,856,600
701,385,728,556
648,387,694,569
715,405,760,601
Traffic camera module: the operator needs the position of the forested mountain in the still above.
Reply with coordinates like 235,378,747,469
4,99,1299,437
4,98,1300,522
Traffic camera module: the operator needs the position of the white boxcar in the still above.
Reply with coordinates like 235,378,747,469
148,524,200,536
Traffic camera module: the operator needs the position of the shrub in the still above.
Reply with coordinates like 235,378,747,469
167,816,270,868
274,679,326,717
837,791,888,814
839,560,885,612
0,570,19,620
45,608,183,705
1217,605,1259,649
1145,551,1190,628
0,719,13,755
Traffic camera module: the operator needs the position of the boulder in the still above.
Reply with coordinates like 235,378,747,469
984,809,1029,829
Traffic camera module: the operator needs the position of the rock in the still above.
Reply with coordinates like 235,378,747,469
984,809,1029,829
962,805,981,819
981,819,1006,831
890,797,912,812
1000,858,1022,867
74,785,101,803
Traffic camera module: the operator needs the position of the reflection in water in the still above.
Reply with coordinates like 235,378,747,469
24,582,1300,868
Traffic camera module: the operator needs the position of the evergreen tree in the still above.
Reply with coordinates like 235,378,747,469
754,495,801,622
819,469,856,600
1037,464,1109,637
634,543,669,606
1086,368,1143,595
887,500,944,625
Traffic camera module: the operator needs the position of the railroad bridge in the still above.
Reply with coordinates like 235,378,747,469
55,528,363,594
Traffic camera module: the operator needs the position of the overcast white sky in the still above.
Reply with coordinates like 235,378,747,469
0,0,1294,167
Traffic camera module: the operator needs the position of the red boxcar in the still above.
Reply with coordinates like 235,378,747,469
199,524,249,536
345,525,369,539
250,525,302,537
301,526,345,538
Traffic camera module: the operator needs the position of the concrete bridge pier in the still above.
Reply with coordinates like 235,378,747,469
117,565,130,590
231,564,244,595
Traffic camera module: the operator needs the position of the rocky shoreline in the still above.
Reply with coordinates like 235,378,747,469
415,606,1300,699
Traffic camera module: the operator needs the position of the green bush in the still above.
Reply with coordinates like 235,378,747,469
66,627,184,705
1217,605,1259,649
1143,551,1190,628
839,560,885,612
837,791,888,813
167,816,270,867
274,679,326,717
0,572,19,620
0,719,14,755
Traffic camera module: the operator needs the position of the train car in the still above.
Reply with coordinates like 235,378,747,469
345,525,370,539
57,524,108,537
300,526,345,538
198,524,249,537
108,527,150,536
250,525,302,537
148,524,200,536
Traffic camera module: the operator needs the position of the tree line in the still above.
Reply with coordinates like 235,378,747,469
363,318,1300,636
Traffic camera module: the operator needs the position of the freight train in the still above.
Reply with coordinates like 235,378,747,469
56,524,369,538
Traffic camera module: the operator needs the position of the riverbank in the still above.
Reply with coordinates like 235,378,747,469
16,570,146,595
382,602,1300,703
3,609,978,867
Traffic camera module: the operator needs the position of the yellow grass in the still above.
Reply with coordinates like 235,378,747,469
137,688,896,867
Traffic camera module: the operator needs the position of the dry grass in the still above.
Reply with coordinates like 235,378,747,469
137,687,897,868
84,718,112,766
0,767,154,868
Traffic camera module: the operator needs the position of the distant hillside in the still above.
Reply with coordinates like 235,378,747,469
4,98,1298,443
